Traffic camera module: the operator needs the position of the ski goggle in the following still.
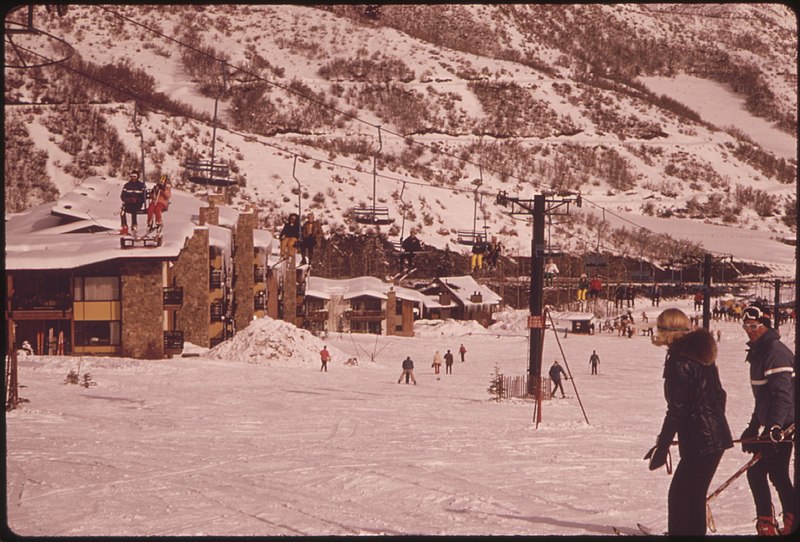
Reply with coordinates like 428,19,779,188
742,306,765,321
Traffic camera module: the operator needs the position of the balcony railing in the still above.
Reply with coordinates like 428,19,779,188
254,265,266,283
163,286,183,308
254,296,266,311
346,309,385,321
210,303,224,321
210,269,223,289
164,330,184,353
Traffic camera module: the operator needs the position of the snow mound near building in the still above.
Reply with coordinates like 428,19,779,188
488,309,530,334
208,317,352,367
413,318,489,337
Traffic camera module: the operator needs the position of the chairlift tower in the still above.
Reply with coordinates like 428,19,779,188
495,190,581,424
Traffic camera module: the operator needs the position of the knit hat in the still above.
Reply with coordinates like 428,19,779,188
743,305,772,327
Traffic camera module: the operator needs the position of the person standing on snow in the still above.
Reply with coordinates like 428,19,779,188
432,350,443,375
644,308,733,536
738,305,796,536
444,350,454,374
548,360,568,398
319,345,331,372
458,343,467,362
398,356,416,385
589,350,600,375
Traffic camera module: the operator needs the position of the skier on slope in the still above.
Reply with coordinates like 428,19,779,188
548,360,568,398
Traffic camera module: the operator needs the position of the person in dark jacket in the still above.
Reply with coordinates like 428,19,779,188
398,356,416,385
279,213,300,259
644,308,733,536
119,170,147,236
400,230,422,271
738,305,796,535
548,360,568,398
444,350,454,374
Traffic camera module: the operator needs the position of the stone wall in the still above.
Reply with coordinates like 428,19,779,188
174,228,211,348
232,212,255,332
120,261,164,359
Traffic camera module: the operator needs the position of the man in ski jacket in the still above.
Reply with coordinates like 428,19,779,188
399,230,423,271
444,349,454,374
300,212,323,265
398,356,416,385
589,351,600,375
645,308,733,536
470,236,487,272
120,170,147,235
548,360,567,398
739,305,796,535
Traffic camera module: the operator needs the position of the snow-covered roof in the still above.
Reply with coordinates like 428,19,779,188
5,176,273,271
436,276,503,306
556,311,595,322
305,276,440,307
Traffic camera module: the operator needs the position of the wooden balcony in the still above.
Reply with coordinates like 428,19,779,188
346,309,385,321
163,287,183,309
164,330,184,354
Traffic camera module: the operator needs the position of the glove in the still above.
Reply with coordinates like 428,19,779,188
644,437,669,471
740,424,759,454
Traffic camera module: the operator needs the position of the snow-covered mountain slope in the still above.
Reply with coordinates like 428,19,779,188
4,4,796,272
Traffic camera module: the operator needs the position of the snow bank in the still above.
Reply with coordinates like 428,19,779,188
208,317,352,367
488,309,530,334
413,318,489,337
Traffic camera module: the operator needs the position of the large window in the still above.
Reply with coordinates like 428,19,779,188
74,321,121,346
74,276,120,301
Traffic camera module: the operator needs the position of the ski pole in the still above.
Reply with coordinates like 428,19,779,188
705,452,762,533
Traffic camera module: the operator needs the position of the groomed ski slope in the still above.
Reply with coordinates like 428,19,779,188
5,297,794,536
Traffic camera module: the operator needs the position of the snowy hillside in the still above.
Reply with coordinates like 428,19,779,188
3,4,796,274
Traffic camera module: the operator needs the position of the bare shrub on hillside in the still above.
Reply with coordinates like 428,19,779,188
734,185,779,217
4,115,58,212
318,55,415,82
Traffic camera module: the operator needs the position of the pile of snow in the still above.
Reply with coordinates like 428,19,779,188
208,318,351,367
488,309,531,334
413,318,489,337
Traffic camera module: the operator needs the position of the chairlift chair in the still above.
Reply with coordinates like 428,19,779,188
352,205,394,226
584,252,608,268
183,160,236,187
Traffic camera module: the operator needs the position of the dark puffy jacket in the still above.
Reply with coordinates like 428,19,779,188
120,180,147,210
745,327,795,429
402,357,414,370
657,328,733,458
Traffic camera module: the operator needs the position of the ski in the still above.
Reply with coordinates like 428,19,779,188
612,524,658,536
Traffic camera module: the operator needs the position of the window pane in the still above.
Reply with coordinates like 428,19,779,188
83,277,120,301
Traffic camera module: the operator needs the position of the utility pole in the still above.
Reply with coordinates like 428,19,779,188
774,279,781,333
702,253,712,330
496,190,580,425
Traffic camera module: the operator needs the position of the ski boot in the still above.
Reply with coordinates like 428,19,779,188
120,225,129,235
781,512,795,535
130,225,138,238
756,516,779,536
